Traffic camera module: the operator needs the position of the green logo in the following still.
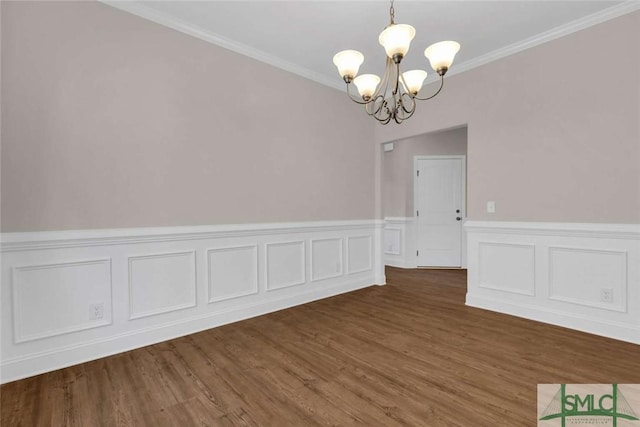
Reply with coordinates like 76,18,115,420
539,384,639,426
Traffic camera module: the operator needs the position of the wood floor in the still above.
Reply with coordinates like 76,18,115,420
2,267,639,426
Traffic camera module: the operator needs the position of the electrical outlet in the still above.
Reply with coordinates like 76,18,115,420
89,302,104,320
487,201,496,213
600,288,613,303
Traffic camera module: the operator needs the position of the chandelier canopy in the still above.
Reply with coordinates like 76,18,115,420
332,1,460,125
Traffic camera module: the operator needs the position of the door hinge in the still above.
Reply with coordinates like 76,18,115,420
416,250,419,256
417,170,420,176
416,210,419,216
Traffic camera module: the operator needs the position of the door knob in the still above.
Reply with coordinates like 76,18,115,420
456,209,460,213
456,217,461,221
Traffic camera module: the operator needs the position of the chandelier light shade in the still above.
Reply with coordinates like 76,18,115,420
424,41,461,74
332,0,460,124
378,24,415,58
354,74,381,99
332,50,364,81
401,70,428,95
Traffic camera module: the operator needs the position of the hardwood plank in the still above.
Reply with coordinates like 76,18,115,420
2,267,639,426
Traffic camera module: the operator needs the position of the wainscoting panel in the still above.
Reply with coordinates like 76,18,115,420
347,236,372,274
311,238,343,281
128,251,197,320
12,259,112,343
384,228,401,255
266,241,305,291
479,243,535,296
1,220,384,383
548,247,627,312
383,217,417,269
207,245,258,303
465,221,640,345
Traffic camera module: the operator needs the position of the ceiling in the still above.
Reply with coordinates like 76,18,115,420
105,1,636,90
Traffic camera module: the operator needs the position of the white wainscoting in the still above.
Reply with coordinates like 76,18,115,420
384,217,467,269
347,236,373,274
311,238,343,281
12,259,113,343
465,221,640,344
128,251,197,320
383,217,417,269
207,245,258,303
266,241,306,291
0,220,384,383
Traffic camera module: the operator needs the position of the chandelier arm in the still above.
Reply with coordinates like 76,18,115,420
371,95,387,116
376,105,392,123
365,95,383,116
392,94,415,124
413,75,445,101
371,97,391,123
398,71,412,98
378,113,392,125
370,56,392,101
392,62,401,96
399,92,416,115
398,93,416,122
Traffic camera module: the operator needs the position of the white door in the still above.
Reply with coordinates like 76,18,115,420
415,156,465,267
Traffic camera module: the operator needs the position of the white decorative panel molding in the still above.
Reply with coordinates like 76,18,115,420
207,245,258,303
128,251,196,319
549,247,627,312
383,217,421,269
266,241,305,291
311,238,343,281
384,228,401,255
1,220,383,383
348,236,372,274
479,243,535,296
12,259,112,343
465,221,640,345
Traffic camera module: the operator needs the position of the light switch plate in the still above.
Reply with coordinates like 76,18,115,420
487,201,496,213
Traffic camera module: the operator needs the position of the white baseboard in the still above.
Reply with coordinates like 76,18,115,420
2,277,373,383
465,221,640,345
384,258,417,269
1,220,384,383
466,294,639,345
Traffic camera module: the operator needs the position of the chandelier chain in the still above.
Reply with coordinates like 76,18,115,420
389,0,395,24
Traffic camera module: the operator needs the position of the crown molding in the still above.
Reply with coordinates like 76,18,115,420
102,1,639,90
100,0,345,91
422,0,640,85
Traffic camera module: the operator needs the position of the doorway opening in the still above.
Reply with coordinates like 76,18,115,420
382,126,468,269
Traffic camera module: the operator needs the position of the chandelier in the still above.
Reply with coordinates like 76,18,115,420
332,1,460,125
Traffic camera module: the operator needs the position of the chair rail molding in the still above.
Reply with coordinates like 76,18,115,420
0,220,385,384
465,220,640,345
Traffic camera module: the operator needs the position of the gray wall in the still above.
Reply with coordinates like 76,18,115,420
375,11,640,224
1,1,375,232
2,3,638,231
